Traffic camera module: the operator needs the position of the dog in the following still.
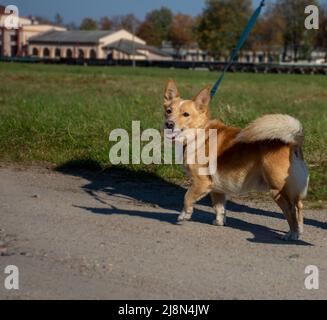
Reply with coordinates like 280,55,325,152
163,80,309,241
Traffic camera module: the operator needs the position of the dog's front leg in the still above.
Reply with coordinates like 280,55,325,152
210,192,226,226
178,180,211,223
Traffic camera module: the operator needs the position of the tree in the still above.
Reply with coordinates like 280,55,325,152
99,16,112,30
54,13,63,25
195,0,252,60
143,7,174,46
248,3,285,62
275,0,318,61
169,14,194,54
137,21,158,45
111,14,140,32
315,4,327,59
79,17,98,31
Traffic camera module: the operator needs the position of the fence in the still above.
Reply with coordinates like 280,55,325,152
1,56,327,75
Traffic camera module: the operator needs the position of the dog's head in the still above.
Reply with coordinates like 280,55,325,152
163,80,211,140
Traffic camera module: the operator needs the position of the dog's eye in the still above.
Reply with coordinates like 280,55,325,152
166,109,172,114
183,112,190,117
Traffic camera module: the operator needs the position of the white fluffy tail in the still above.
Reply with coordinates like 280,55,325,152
235,114,304,146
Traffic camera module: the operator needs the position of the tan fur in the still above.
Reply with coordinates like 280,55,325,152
164,80,309,241
235,114,304,146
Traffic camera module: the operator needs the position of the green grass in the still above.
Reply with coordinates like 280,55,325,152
0,62,326,201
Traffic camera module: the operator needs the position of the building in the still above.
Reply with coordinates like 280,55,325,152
19,23,66,56
28,29,171,60
161,41,213,61
238,51,274,64
0,4,171,61
0,5,66,57
104,39,172,61
310,49,326,64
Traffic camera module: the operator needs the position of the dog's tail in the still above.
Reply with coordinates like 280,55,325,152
235,114,304,146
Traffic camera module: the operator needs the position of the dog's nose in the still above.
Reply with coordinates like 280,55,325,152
165,121,175,130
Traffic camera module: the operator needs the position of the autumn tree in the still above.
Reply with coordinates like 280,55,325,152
111,14,140,32
248,3,285,62
80,17,98,30
195,0,252,60
99,16,112,30
169,14,194,55
138,7,173,46
275,0,319,61
315,4,327,59
137,21,158,45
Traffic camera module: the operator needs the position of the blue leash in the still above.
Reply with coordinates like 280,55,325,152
211,0,266,98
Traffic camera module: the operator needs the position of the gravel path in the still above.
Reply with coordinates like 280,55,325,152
0,166,326,299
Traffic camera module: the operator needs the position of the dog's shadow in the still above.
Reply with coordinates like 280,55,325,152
58,163,324,246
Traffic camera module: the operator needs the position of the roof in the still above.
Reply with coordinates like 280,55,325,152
104,39,171,57
29,30,115,44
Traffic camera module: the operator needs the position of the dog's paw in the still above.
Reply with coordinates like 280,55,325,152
281,231,300,241
177,212,192,223
212,217,226,227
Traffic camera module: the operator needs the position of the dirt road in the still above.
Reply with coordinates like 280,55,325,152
0,165,326,300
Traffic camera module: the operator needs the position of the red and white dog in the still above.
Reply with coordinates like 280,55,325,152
164,80,309,241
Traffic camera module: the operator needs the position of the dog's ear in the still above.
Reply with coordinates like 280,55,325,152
193,86,211,111
164,80,180,106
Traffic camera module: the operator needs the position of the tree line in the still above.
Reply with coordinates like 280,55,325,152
38,0,327,62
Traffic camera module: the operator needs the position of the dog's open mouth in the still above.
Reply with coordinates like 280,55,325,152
165,129,182,140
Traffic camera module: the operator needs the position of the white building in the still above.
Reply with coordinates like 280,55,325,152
0,5,66,57
28,29,172,60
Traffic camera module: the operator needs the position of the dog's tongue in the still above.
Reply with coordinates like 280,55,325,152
165,130,180,140
165,132,175,140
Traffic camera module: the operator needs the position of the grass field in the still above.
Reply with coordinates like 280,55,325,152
0,63,326,201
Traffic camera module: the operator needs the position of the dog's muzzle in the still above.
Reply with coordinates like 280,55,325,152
165,121,175,130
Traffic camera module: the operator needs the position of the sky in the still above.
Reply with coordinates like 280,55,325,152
5,0,267,25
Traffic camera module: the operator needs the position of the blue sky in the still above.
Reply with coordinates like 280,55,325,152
5,0,268,24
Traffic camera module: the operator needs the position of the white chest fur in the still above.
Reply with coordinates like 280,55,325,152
211,171,269,195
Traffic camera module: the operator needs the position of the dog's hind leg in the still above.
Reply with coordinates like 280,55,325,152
210,192,226,226
178,177,212,223
271,190,301,241
296,200,304,235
